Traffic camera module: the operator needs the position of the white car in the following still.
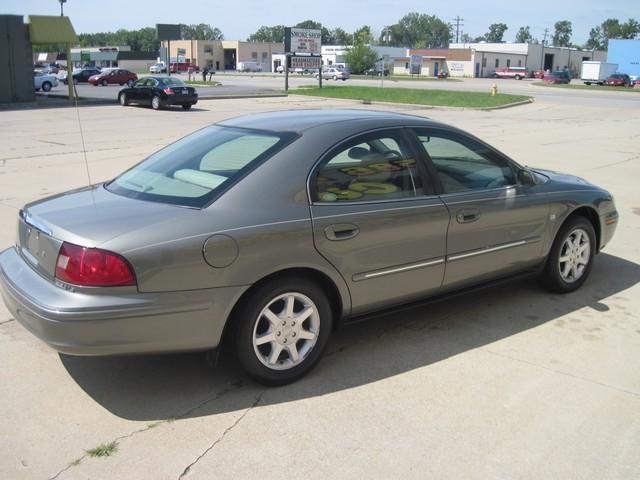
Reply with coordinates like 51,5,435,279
33,71,58,92
149,63,167,73
315,67,350,81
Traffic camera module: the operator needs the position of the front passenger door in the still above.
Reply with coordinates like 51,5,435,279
412,128,550,289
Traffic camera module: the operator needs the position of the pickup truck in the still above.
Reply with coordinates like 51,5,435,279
492,67,528,80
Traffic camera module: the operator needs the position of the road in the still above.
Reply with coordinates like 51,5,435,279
38,73,640,108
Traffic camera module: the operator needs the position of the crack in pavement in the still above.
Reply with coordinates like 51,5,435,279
177,391,265,480
48,379,248,480
0,319,15,326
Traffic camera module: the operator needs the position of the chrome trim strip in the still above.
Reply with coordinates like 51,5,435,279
355,257,444,281
447,240,528,262
313,202,445,221
23,212,53,237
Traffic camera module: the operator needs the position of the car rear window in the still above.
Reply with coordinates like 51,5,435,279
106,126,296,208
159,77,186,87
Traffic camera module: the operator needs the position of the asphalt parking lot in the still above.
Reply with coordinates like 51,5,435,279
1,91,639,479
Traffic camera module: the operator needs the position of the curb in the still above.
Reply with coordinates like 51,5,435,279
289,94,534,111
198,93,288,100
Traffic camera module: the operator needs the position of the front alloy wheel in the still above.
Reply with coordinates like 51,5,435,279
542,216,596,293
235,277,333,385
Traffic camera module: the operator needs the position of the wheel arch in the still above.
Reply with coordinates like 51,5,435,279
217,266,348,352
556,205,601,253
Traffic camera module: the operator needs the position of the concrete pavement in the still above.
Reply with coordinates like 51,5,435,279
0,93,639,479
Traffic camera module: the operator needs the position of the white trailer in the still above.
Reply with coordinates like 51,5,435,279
581,61,618,85
237,61,263,72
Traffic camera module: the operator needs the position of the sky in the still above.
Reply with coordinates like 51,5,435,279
2,0,638,44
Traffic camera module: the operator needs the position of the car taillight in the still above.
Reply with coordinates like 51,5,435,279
163,87,174,94
55,242,136,287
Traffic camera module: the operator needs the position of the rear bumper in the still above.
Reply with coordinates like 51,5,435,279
164,95,198,106
0,247,247,356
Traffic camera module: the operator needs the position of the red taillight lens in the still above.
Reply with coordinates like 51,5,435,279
55,242,136,287
163,87,174,94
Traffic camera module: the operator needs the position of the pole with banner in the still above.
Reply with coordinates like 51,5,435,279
285,54,289,91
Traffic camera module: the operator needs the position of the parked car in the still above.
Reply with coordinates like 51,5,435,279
118,76,198,110
0,110,618,385
493,67,529,80
315,67,350,81
365,68,390,76
63,68,101,85
149,62,167,73
605,73,631,87
33,71,58,92
543,70,571,84
170,62,199,73
88,68,138,87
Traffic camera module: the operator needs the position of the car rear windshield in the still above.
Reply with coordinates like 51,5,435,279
106,126,295,208
159,77,186,87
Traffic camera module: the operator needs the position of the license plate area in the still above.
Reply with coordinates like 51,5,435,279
18,216,61,277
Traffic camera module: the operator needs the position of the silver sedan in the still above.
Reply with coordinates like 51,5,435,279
0,110,618,385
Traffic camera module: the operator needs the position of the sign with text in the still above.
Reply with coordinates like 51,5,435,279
285,27,322,55
290,55,322,70
410,54,422,74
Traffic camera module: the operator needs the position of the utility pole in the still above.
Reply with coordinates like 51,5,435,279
453,16,464,43
540,28,549,72
59,0,66,16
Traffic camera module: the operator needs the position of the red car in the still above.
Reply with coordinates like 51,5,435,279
88,68,138,87
493,67,529,80
605,73,631,86
543,70,571,84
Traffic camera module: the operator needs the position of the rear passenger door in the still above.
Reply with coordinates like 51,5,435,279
310,128,450,315
411,128,550,289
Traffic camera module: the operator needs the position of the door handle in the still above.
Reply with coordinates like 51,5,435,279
456,208,481,224
324,223,359,241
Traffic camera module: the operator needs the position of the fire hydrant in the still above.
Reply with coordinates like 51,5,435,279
491,83,498,96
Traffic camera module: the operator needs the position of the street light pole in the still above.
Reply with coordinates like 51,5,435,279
59,0,66,16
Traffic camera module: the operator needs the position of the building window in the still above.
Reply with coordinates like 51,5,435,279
252,51,258,60
518,59,522,67
262,52,268,61
207,60,213,67
482,57,487,68
495,58,499,68
204,46,213,55
507,59,511,68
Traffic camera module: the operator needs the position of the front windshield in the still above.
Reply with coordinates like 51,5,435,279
106,126,296,208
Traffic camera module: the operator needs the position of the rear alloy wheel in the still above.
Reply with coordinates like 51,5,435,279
235,278,333,385
119,93,128,106
515,74,521,80
151,95,161,110
542,216,596,293
101,79,108,86
127,79,134,87
42,81,52,92
333,75,338,80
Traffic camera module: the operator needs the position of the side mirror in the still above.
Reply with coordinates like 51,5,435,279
518,169,536,186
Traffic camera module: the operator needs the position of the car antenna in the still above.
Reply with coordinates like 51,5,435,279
72,82,93,186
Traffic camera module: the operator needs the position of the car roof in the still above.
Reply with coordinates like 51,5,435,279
218,109,440,133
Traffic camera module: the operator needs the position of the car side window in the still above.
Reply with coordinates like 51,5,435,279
314,131,426,203
147,79,158,88
415,130,515,193
133,79,147,87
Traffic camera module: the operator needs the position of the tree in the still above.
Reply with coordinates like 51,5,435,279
484,23,508,42
382,12,451,48
552,20,572,46
515,26,532,43
77,28,161,51
248,25,285,42
585,18,640,49
353,25,374,44
344,42,377,74
460,33,473,43
331,27,351,45
180,24,223,40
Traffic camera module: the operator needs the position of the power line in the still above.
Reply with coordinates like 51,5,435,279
453,16,464,43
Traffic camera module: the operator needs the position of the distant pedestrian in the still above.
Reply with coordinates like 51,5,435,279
202,67,209,82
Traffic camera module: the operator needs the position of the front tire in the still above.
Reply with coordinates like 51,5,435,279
101,79,108,86
42,81,52,92
119,93,128,106
541,216,596,293
234,277,333,385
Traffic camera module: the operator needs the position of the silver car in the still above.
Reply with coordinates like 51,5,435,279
0,110,618,385
316,67,350,81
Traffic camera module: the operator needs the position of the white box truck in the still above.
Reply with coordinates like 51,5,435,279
237,61,263,72
581,61,618,85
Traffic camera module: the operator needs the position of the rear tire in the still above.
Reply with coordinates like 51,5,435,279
119,93,128,106
234,277,333,386
127,79,134,87
541,216,596,293
151,95,161,110
515,74,521,80
101,79,108,86
42,81,52,92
